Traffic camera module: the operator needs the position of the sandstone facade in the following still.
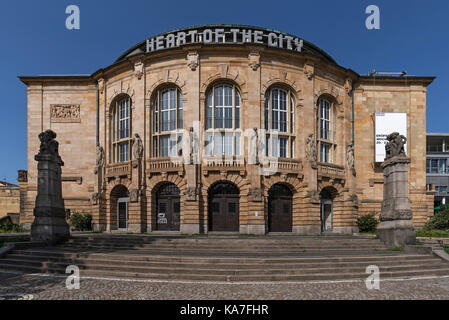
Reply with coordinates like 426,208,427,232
19,25,435,234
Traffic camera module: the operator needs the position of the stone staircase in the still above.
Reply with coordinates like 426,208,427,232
1,234,449,282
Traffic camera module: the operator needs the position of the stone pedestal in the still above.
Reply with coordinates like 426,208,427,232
31,130,70,245
377,156,416,247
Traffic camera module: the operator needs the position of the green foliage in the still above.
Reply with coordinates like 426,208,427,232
69,212,92,231
0,219,27,233
389,246,404,252
357,213,379,232
444,246,449,255
423,207,449,231
416,229,449,238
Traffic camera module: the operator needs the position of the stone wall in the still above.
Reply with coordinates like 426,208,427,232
0,188,20,218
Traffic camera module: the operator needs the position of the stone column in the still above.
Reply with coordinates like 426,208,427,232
31,130,70,244
377,156,416,246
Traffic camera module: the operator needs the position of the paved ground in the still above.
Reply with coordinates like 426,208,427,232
1,270,449,300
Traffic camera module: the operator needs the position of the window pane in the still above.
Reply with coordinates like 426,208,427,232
119,142,129,162
215,107,223,128
224,134,232,155
235,90,240,107
214,86,223,106
235,133,241,156
161,136,168,157
279,90,287,110
224,86,232,106
265,135,269,157
272,137,279,158
224,107,232,128
235,106,240,129
214,134,223,155
279,137,287,158
161,91,169,110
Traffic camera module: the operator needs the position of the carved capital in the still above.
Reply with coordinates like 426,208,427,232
344,78,352,94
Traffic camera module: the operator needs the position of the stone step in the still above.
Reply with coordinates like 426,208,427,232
58,242,388,252
3,254,445,271
1,261,448,282
11,249,437,264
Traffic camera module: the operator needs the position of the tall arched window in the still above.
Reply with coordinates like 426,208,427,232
205,84,241,156
317,98,335,163
264,88,295,158
112,96,132,162
152,87,183,157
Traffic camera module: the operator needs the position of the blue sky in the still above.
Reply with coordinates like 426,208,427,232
0,0,448,184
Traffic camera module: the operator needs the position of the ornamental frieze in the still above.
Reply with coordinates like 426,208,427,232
50,104,81,123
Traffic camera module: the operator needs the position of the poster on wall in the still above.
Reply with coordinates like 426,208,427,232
374,112,407,162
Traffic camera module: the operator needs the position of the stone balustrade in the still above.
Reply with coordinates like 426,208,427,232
106,161,132,178
147,157,184,176
317,162,346,180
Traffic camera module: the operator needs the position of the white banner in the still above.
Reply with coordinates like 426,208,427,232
374,113,407,162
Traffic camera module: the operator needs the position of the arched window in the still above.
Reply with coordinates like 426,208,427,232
152,87,183,157
264,88,295,158
317,98,335,163
205,84,241,156
112,96,132,162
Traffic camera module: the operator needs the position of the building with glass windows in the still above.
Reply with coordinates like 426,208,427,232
426,133,449,207
18,25,435,234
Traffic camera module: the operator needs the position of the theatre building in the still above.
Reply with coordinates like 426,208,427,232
19,25,435,234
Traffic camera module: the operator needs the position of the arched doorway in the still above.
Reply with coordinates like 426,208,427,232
155,183,181,231
110,185,129,231
320,188,334,232
268,184,293,232
208,182,239,232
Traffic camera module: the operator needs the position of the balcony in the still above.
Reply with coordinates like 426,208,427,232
106,161,131,179
261,157,303,177
147,157,184,177
317,162,345,180
202,156,245,176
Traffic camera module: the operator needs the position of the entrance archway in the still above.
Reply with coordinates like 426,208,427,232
110,185,129,231
208,182,239,232
268,184,293,232
155,183,181,231
320,188,334,232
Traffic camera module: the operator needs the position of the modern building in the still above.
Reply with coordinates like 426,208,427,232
426,133,449,207
18,25,435,234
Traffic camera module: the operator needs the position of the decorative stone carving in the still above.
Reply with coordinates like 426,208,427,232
304,62,314,80
31,130,69,244
90,192,100,205
129,189,140,202
17,170,28,183
187,51,199,71
132,133,144,167
346,144,356,176
94,143,105,174
184,187,199,201
344,78,352,94
348,193,358,207
248,188,263,202
98,78,105,94
248,51,260,71
50,105,81,123
385,132,407,159
134,60,144,80
305,134,317,168
248,128,259,165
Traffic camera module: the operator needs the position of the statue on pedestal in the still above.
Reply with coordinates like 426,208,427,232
31,130,70,244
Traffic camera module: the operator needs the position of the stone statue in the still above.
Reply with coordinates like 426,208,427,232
132,133,144,161
305,134,317,167
94,143,105,174
37,130,63,165
191,127,200,165
385,132,407,160
183,128,192,164
347,144,355,176
248,128,259,165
